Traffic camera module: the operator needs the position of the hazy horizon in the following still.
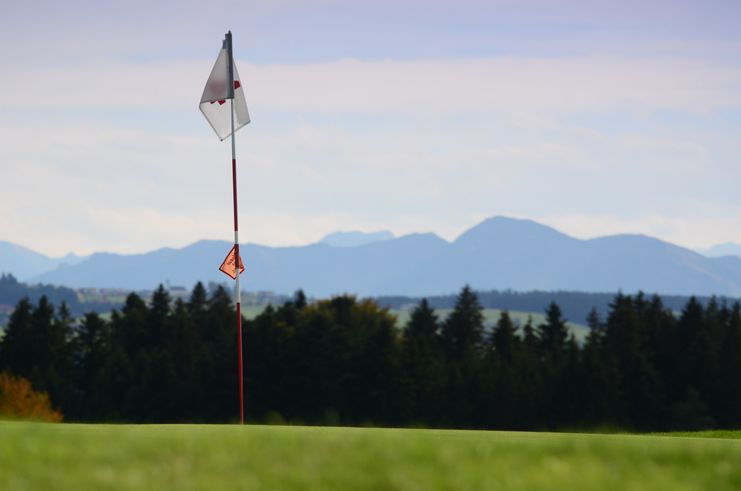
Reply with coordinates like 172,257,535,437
3,215,738,259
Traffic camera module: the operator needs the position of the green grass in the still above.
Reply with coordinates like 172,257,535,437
2,422,741,490
657,430,741,439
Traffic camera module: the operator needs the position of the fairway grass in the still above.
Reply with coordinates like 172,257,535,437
2,423,741,490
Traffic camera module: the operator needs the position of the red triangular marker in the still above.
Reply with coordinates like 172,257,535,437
219,245,245,279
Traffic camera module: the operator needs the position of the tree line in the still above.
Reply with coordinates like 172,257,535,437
1,283,740,430
375,289,735,332
0,273,119,327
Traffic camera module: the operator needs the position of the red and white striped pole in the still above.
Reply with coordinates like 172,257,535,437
226,31,245,425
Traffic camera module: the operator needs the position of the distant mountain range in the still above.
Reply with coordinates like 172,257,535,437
0,241,86,281
697,243,741,258
319,230,394,247
3,217,741,297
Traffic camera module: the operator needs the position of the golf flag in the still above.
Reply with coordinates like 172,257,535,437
204,31,248,425
199,39,250,140
219,245,245,279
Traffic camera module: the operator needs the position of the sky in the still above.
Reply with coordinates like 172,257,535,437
1,0,740,257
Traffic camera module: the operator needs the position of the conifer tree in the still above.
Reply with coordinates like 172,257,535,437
166,298,201,421
717,302,741,426
188,282,208,316
440,286,485,426
536,302,572,426
580,307,620,425
293,289,307,310
73,312,110,419
513,315,542,428
401,298,445,424
604,294,662,429
441,285,484,363
537,302,569,363
0,298,34,377
492,310,517,364
665,297,715,428
47,301,75,413
485,311,520,428
202,285,238,421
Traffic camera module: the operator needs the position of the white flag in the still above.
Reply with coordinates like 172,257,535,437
199,42,250,141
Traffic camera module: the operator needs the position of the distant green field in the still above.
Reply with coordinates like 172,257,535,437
241,306,590,342
76,292,130,305
239,305,269,320
77,303,590,342
390,308,590,341
1,422,740,490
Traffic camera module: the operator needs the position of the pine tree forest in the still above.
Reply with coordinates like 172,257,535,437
1,283,740,431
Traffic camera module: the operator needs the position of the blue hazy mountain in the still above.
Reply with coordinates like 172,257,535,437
698,243,741,258
319,230,394,247
0,241,87,281
16,216,741,297
29,233,450,294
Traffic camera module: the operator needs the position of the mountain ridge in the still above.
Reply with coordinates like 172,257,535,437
0,241,87,280
2,216,741,297
698,242,741,258
319,230,395,247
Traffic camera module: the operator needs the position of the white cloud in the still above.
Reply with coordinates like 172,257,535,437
1,51,741,256
252,56,741,115
2,56,740,116
2,109,740,256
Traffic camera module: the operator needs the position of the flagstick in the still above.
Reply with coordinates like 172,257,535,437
227,31,245,425
232,99,244,425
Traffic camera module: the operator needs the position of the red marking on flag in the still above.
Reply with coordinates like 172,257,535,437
206,83,238,105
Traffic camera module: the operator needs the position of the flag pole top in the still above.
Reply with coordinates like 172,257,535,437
225,31,234,99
